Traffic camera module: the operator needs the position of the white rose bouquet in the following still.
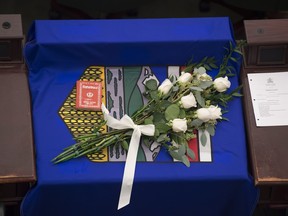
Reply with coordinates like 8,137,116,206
53,42,243,167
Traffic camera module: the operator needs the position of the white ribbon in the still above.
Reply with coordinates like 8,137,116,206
101,104,155,210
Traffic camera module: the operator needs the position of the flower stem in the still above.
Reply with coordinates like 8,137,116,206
131,99,155,120
52,128,131,164
171,87,190,103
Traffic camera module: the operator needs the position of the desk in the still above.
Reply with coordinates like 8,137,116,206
0,65,36,213
242,68,288,208
20,18,258,216
0,14,35,214
241,19,288,208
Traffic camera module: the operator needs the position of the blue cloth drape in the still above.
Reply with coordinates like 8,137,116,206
21,17,258,216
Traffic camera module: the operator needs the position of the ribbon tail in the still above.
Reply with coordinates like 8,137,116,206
117,128,141,210
101,104,154,209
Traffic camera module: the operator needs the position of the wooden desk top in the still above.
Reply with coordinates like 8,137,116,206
0,64,36,184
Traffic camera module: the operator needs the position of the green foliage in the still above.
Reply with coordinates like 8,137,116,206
169,150,182,161
165,104,180,121
121,140,129,150
186,147,195,160
195,91,205,107
216,40,246,78
206,125,215,136
145,79,158,90
184,56,218,73
200,131,207,146
155,122,170,133
190,119,203,127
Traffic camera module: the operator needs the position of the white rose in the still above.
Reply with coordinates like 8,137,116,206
213,76,231,92
158,79,173,95
172,118,187,133
207,105,222,120
180,93,197,109
178,72,193,84
196,108,211,122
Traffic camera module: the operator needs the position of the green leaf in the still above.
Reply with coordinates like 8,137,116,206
209,63,218,69
232,92,242,97
121,140,129,150
178,144,186,156
143,137,150,146
144,118,153,125
181,155,190,167
145,79,158,90
154,129,160,137
157,134,168,143
149,90,160,101
186,147,196,160
201,56,208,64
169,150,182,161
204,64,211,70
155,122,170,133
143,137,154,148
234,49,243,55
206,125,215,136
159,100,172,110
165,104,180,121
200,131,207,146
170,133,179,145
190,119,203,127
190,86,203,92
199,81,213,89
179,109,186,118
195,91,205,107
178,135,188,146
153,112,165,123
230,57,238,63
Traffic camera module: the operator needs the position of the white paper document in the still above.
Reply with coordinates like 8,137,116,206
248,72,288,127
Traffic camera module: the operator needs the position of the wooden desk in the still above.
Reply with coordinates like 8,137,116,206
241,67,288,185
242,67,288,208
0,64,36,211
241,19,288,208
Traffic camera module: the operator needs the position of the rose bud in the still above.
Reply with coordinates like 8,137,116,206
213,76,231,92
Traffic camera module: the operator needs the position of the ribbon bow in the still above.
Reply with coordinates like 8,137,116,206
101,104,155,210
